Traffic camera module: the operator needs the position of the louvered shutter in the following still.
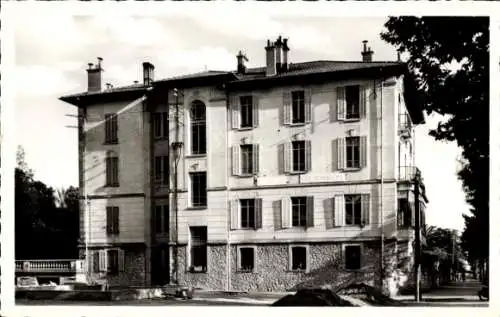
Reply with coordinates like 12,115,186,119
162,112,168,138
113,207,120,234
336,87,346,121
93,251,100,273
283,142,291,174
305,140,312,172
359,86,367,119
305,89,312,123
334,195,345,227
411,207,416,227
360,136,367,168
163,156,169,185
230,200,240,230
283,92,291,125
106,207,112,234
337,138,346,170
281,197,291,228
232,145,240,176
118,249,125,272
252,95,259,128
361,194,370,225
306,196,314,228
255,198,263,229
99,250,107,272
231,96,240,129
253,144,259,174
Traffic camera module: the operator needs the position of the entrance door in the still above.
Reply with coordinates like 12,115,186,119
151,246,170,286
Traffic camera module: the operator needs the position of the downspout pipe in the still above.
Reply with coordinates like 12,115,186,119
225,86,231,292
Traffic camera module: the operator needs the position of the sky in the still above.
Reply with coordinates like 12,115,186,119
11,10,471,232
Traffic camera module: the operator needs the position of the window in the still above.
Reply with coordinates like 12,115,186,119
240,96,253,128
345,195,362,226
190,226,207,272
345,245,361,270
190,172,207,207
291,246,307,271
240,145,254,175
105,151,119,187
291,197,307,227
397,198,412,228
104,114,118,144
345,86,360,120
190,100,206,155
238,247,255,272
155,204,169,234
153,112,168,139
240,199,255,229
292,141,306,172
346,137,360,169
232,144,259,176
154,155,168,185
106,206,119,235
291,90,305,124
107,249,119,275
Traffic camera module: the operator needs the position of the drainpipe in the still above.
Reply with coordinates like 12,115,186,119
379,80,385,291
225,88,231,292
173,89,181,285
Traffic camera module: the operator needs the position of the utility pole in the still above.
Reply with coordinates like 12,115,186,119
414,168,422,302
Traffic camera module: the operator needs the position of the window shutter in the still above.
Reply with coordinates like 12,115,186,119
281,197,291,229
359,86,367,119
334,195,345,227
230,200,240,230
361,194,370,225
336,87,346,121
360,136,367,168
118,249,125,272
411,207,416,227
255,198,263,229
99,249,107,272
283,142,291,174
253,144,259,174
231,96,240,129
163,156,169,185
232,145,240,176
93,251,100,273
283,92,291,125
162,112,169,138
306,196,314,228
252,96,259,128
154,156,161,182
337,138,346,170
114,207,120,234
106,207,112,234
106,157,111,185
305,89,312,123
163,205,169,233
305,140,312,172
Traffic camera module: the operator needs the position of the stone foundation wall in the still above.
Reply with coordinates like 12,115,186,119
177,242,381,292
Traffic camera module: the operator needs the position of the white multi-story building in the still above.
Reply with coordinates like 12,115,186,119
60,36,427,293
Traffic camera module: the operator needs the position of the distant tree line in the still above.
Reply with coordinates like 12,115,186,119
15,146,79,260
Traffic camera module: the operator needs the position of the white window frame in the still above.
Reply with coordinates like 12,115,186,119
342,243,363,271
155,204,169,234
153,111,168,139
187,226,208,273
98,248,125,275
189,171,207,208
337,85,366,122
154,155,168,185
237,245,257,273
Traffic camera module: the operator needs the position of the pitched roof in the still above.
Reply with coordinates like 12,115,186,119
60,83,147,100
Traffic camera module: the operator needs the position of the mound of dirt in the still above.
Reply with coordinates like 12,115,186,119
272,289,355,306
336,283,405,306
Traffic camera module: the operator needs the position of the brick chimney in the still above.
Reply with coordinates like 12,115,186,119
143,62,155,86
282,38,290,71
361,40,374,62
275,36,283,73
265,39,276,77
87,57,103,92
236,51,249,74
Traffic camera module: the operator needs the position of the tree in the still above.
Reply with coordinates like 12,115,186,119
15,146,79,260
381,17,489,276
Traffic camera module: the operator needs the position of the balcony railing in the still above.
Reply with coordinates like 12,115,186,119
398,113,412,137
398,166,421,181
15,259,79,273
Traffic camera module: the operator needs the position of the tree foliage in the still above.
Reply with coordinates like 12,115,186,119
15,146,79,259
381,17,489,264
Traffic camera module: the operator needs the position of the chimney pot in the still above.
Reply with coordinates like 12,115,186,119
236,51,248,74
361,41,374,62
143,62,155,86
265,40,276,76
282,38,290,71
86,59,103,92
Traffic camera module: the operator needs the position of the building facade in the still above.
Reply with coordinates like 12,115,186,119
60,36,428,294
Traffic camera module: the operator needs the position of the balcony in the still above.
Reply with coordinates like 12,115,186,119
398,113,413,138
15,259,79,274
398,166,421,181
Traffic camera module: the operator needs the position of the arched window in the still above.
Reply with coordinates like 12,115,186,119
190,100,206,155
106,150,119,187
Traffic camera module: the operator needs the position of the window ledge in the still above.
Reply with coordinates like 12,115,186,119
342,118,361,123
288,269,308,273
288,122,307,127
103,141,119,145
341,168,362,172
237,127,255,131
185,154,207,159
239,227,259,231
237,269,255,274
236,174,255,178
186,206,207,210
289,171,309,175
104,185,120,188
154,137,168,141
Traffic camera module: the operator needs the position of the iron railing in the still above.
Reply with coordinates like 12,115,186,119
15,259,78,273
